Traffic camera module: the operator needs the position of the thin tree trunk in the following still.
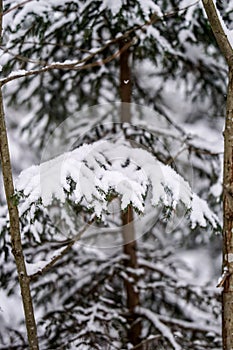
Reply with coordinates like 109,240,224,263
119,40,132,123
119,39,142,347
201,1,233,349
0,90,39,350
222,67,233,350
0,2,39,349
121,209,142,346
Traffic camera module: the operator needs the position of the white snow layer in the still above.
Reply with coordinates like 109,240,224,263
16,140,219,229
136,307,182,350
99,0,162,17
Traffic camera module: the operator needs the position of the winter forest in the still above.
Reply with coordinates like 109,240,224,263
0,0,233,349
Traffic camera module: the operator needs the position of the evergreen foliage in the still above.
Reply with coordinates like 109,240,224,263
0,0,229,349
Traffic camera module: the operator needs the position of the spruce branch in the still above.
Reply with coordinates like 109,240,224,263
0,0,200,86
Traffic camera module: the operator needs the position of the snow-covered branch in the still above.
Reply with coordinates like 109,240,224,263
0,41,133,86
159,313,220,335
2,0,33,16
15,140,220,230
0,0,202,86
28,220,92,280
136,306,182,350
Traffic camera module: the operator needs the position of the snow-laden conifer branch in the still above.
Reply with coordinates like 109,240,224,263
0,0,201,86
136,306,182,350
159,314,220,334
2,0,33,16
15,140,220,230
0,41,133,86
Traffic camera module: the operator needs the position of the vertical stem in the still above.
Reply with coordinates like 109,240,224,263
200,2,233,348
222,67,233,350
119,39,142,347
0,2,39,349
121,209,141,346
0,90,39,350
119,39,132,123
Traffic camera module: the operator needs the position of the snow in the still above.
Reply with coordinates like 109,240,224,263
210,181,222,199
25,260,48,275
99,0,163,18
15,140,220,230
99,0,123,16
190,194,219,229
8,69,27,78
138,0,163,18
25,246,66,276
225,253,233,263
0,290,24,325
0,1,224,349
136,307,182,350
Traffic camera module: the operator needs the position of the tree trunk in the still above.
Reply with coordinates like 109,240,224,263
201,2,233,349
119,39,142,347
0,92,39,350
222,67,233,350
121,209,142,346
119,39,132,124
0,3,39,349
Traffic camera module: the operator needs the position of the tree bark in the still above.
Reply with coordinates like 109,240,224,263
0,91,39,350
119,39,132,123
222,66,233,350
119,39,142,347
0,2,39,349
121,209,142,346
202,0,233,67
201,1,233,349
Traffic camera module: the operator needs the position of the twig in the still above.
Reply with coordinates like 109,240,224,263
0,0,201,85
0,46,47,65
2,0,33,16
158,314,220,335
29,219,93,281
130,335,162,350
0,39,133,86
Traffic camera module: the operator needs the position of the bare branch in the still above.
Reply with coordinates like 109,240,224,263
0,39,133,86
29,219,93,281
130,335,162,350
0,0,200,85
2,0,33,17
0,45,47,65
158,314,220,335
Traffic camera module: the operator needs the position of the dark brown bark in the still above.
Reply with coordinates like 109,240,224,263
0,91,39,350
119,39,142,347
0,2,39,349
202,0,233,67
119,39,132,123
201,1,233,349
121,209,142,346
222,67,233,350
